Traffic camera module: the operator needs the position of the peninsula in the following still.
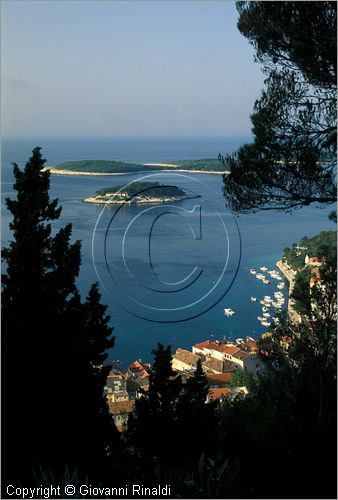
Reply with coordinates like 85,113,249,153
82,181,201,204
43,158,227,176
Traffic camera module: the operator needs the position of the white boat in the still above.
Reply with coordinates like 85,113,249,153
276,276,283,281
264,295,272,300
260,266,268,272
250,296,257,302
260,299,265,305
262,306,268,312
256,274,265,280
246,336,254,342
263,312,270,318
250,269,257,275
261,321,271,327
257,316,265,321
224,308,235,317
277,283,285,289
262,279,270,285
236,338,244,344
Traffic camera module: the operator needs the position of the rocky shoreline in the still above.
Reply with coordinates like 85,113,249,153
43,167,225,176
82,194,201,204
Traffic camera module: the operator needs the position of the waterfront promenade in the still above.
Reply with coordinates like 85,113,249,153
276,260,301,323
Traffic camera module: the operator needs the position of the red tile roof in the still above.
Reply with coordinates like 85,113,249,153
222,345,241,355
204,342,240,355
193,340,211,350
125,360,149,378
207,373,232,384
207,388,231,401
173,349,199,366
233,350,253,361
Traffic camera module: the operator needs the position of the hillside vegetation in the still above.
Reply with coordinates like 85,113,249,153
283,230,336,271
50,158,225,173
95,181,186,199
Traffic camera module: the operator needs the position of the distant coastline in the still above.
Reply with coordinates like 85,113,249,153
42,158,227,177
44,167,225,176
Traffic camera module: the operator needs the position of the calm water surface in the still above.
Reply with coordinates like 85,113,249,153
1,138,334,366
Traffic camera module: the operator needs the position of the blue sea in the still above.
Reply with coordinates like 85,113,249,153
1,137,334,367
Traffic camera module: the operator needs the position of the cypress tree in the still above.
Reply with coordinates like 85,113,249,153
2,147,119,485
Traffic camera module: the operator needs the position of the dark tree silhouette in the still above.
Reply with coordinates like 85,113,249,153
126,343,182,467
2,147,119,486
220,1,337,213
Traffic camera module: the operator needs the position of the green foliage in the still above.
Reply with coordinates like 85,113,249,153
228,370,255,390
52,158,225,174
2,147,119,485
283,230,336,270
291,269,312,315
95,181,186,199
174,158,225,171
221,2,336,213
52,159,150,173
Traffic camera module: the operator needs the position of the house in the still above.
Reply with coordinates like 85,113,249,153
193,339,262,374
305,255,324,267
192,340,212,355
206,387,231,403
124,360,150,399
108,400,135,432
125,360,150,379
105,370,129,403
172,348,200,372
232,350,263,374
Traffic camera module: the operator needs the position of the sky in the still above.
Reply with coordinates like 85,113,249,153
1,1,265,138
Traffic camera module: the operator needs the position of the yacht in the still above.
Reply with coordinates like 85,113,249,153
257,316,265,321
224,308,235,317
260,266,268,272
250,269,257,275
262,306,268,312
277,283,285,289
250,296,257,302
263,312,271,318
261,321,271,327
262,279,270,285
256,273,265,280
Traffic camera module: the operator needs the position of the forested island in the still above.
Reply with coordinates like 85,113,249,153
43,158,225,175
83,181,201,204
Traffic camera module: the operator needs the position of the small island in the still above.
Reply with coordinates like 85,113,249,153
82,181,201,204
